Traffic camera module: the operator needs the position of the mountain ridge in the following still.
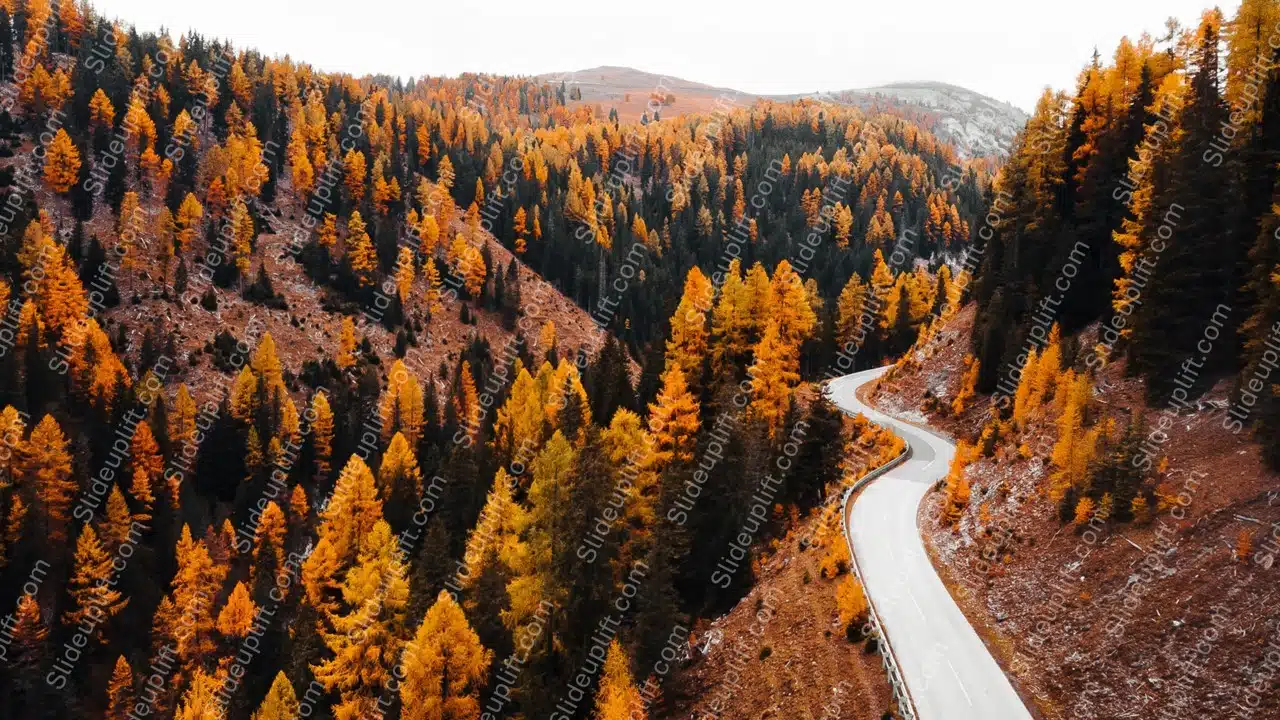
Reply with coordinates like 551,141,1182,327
540,65,1027,157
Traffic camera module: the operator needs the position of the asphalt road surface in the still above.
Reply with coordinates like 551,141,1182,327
828,367,1033,720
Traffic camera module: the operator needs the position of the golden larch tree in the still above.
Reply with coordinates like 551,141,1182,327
458,243,487,298
217,128,269,199
24,415,76,542
289,484,310,529
175,193,204,252
835,575,869,632
379,359,425,444
70,319,129,413
951,355,980,415
508,431,576,627
373,175,395,214
288,130,315,197
1031,325,1063,403
130,421,163,485
741,262,775,338
18,217,53,280
105,655,135,720
1010,347,1042,429
456,361,481,440
835,273,869,350
252,500,287,585
252,672,300,720
395,246,416,304
1048,371,1100,504
317,213,338,250
251,332,286,395
1226,0,1280,124
461,469,527,610
709,259,749,373
346,211,377,288
594,640,644,720
418,214,440,252
317,454,384,566
513,206,528,254
216,581,257,638
378,432,423,509
747,321,800,439
65,525,129,628
539,321,558,357
43,129,80,193
230,366,260,422
117,190,142,261
153,207,176,268
175,669,225,720
665,266,714,378
424,258,444,315
336,316,358,370
646,365,700,474
300,536,342,619
768,260,817,355
941,442,975,524
343,149,367,201
869,250,896,328
165,525,226,663
171,384,198,450
100,485,133,551
399,590,492,720
833,203,854,248
601,408,659,566
492,366,545,460
310,391,335,481
313,521,408,716
88,88,116,128
34,242,89,343
229,198,255,276
10,593,47,671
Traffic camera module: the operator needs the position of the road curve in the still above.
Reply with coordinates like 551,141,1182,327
828,367,1033,720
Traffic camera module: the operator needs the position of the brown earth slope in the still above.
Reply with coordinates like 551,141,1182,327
870,305,1280,720
14,135,617,401
661,400,901,720
663,522,896,720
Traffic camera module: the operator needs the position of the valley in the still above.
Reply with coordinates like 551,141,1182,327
0,1,1277,719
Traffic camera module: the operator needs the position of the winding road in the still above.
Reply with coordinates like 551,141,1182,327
828,367,1033,720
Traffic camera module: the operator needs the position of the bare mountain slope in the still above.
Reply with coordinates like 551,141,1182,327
536,65,744,117
814,82,1028,158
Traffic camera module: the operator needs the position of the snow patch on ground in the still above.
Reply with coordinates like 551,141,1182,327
876,392,932,425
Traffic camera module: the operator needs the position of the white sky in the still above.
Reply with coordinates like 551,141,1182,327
92,0,1227,112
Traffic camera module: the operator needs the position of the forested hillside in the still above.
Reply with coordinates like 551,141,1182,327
971,2,1280,466
870,2,1280,717
0,0,983,717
